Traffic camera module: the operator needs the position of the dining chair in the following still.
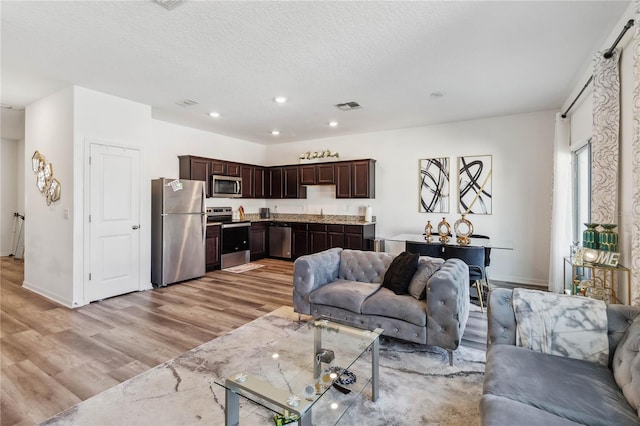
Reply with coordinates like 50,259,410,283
406,241,444,258
442,245,487,312
470,234,491,293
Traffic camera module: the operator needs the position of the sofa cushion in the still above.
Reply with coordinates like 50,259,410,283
512,288,609,366
381,251,419,295
408,256,444,300
484,344,639,426
613,315,640,416
309,280,380,314
361,287,427,326
480,394,584,426
339,249,394,283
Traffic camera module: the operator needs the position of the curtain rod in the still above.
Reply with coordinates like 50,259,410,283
561,19,635,118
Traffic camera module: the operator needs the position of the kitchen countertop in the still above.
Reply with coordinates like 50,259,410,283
205,214,375,226
245,213,375,225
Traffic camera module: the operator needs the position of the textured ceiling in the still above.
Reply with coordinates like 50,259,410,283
0,1,631,144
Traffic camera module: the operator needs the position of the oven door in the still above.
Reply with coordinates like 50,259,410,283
221,223,250,254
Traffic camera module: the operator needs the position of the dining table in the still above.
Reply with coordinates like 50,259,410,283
386,234,514,250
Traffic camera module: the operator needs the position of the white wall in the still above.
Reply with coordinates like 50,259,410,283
266,110,557,286
73,86,154,305
23,86,269,306
148,120,268,214
1,138,20,256
23,87,75,306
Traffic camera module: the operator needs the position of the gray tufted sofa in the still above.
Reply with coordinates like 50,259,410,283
482,288,640,426
293,248,470,364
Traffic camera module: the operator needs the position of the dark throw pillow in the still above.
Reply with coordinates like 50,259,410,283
382,251,419,295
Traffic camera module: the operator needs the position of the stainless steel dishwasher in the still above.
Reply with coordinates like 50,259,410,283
269,223,292,259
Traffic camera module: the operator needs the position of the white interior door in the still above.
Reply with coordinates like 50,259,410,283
87,143,140,302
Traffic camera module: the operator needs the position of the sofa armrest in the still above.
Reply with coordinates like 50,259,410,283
606,304,640,358
293,248,342,315
487,288,517,346
426,258,470,351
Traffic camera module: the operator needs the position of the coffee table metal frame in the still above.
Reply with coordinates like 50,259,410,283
222,318,383,426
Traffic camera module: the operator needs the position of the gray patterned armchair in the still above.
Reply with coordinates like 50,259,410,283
482,288,640,426
293,248,470,364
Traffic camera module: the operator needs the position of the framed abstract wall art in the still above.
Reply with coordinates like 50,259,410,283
419,158,450,213
458,155,492,214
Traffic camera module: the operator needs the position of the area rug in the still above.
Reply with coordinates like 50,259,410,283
222,263,265,273
41,307,486,425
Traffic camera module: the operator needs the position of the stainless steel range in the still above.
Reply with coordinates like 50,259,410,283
207,207,250,269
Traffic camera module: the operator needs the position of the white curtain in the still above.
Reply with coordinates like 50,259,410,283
631,0,640,306
548,113,572,293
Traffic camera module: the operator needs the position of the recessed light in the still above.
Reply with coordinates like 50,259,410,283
271,130,280,136
328,121,338,127
274,96,288,104
209,112,220,118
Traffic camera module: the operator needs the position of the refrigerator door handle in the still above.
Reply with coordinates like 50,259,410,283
202,214,206,246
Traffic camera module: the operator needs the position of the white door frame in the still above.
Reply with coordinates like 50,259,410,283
82,138,143,306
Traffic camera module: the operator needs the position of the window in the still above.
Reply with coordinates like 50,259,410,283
573,141,591,242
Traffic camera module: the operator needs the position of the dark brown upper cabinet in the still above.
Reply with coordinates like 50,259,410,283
179,155,374,199
240,165,254,198
212,160,241,177
269,167,283,199
178,155,211,197
299,165,317,185
284,166,306,198
317,164,335,184
335,162,352,198
254,167,266,198
351,160,376,198
300,163,335,186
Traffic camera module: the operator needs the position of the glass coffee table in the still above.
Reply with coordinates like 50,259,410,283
214,318,383,426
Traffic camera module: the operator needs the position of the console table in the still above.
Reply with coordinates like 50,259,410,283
563,257,631,304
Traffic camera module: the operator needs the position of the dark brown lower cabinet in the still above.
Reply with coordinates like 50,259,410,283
288,222,375,259
309,224,328,253
327,224,345,249
344,224,375,250
205,225,221,270
292,223,309,259
250,222,268,260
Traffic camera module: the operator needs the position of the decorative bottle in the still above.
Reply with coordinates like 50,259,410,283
598,224,618,252
582,223,599,249
424,220,433,240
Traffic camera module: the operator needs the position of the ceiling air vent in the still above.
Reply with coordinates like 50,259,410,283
176,99,199,107
335,101,362,111
154,0,185,11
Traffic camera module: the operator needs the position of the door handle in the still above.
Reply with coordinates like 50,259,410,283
132,225,140,230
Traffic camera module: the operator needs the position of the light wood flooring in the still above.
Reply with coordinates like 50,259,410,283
1,256,487,426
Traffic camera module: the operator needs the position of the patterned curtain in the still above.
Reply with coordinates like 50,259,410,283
632,1,640,306
591,49,620,225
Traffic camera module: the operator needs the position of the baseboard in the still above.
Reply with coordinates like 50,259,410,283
139,283,153,291
489,274,548,288
22,280,74,308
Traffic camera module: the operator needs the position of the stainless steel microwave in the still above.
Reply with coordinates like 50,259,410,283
211,175,242,198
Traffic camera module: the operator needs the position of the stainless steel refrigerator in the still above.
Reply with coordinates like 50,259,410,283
151,178,206,286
